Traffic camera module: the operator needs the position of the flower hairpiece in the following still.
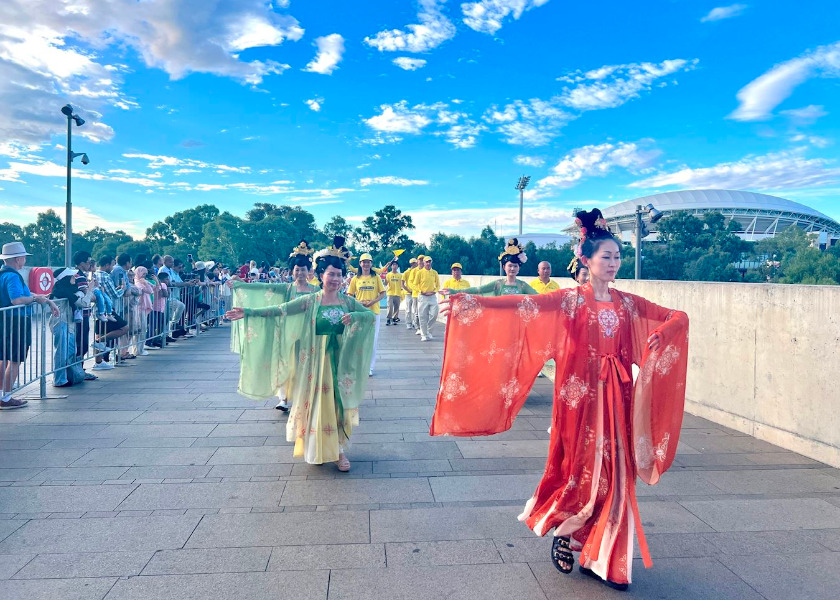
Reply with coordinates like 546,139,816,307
289,241,313,258
498,238,528,263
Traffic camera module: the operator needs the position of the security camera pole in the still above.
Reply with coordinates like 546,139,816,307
61,104,88,267
515,175,531,235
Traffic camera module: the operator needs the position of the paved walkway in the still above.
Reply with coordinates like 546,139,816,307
1,321,839,600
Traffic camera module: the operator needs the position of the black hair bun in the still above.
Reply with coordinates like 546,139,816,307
574,208,611,239
333,235,346,249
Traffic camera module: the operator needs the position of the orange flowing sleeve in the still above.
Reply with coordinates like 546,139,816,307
430,291,571,436
623,293,690,485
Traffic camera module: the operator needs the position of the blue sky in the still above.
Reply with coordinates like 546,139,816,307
1,0,839,242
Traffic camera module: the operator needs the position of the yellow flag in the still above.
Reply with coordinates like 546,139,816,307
392,249,406,257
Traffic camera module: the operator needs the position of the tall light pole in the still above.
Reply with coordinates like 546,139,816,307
634,203,663,280
515,175,531,235
61,104,88,267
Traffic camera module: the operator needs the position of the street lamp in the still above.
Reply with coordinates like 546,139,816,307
61,104,88,267
634,203,663,280
515,175,531,235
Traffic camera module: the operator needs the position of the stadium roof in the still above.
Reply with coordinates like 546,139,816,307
578,190,840,242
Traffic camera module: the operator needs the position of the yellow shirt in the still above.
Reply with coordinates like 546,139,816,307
385,272,403,296
308,277,320,287
530,278,561,294
408,267,423,298
414,268,440,294
347,273,386,314
442,278,471,291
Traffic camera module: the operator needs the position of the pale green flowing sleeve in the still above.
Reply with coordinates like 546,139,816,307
236,292,314,400
517,280,539,295
334,295,376,411
230,282,291,354
460,280,501,296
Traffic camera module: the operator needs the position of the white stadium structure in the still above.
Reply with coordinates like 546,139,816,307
575,190,840,247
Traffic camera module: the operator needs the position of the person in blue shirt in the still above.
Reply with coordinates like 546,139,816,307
0,242,59,409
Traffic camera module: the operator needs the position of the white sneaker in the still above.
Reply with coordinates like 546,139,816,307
421,336,429,342
92,362,115,370
92,341,107,352
143,345,159,351
369,369,373,377
275,400,290,412
415,330,421,335
427,335,434,340
140,350,149,356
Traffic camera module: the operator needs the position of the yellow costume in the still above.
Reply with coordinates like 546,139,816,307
530,278,560,294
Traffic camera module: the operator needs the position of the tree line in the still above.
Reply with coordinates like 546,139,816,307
2,203,838,285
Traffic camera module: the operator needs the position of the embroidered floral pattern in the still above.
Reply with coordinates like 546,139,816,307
655,433,671,462
453,294,483,326
635,435,654,469
536,342,555,362
517,296,539,323
480,341,505,363
560,291,584,318
244,326,258,342
621,295,638,318
499,378,521,408
597,308,620,338
559,374,589,409
264,290,276,301
655,344,680,376
322,307,346,325
561,475,577,496
598,475,609,498
338,375,355,394
440,373,468,401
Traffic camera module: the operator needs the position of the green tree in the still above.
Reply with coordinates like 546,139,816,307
779,248,840,285
23,210,64,266
199,213,247,267
146,204,220,251
116,240,153,263
357,205,415,253
0,222,25,244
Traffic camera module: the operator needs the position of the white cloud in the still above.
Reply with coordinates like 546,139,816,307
780,104,828,126
515,155,545,167
532,142,659,197
304,34,345,75
365,102,432,134
393,57,428,71
364,101,485,148
360,176,429,186
364,0,455,53
462,0,551,34
484,98,571,146
701,4,748,22
629,150,840,190
122,153,251,173
0,203,144,237
305,98,323,112
729,41,840,121
559,59,697,111
0,0,303,147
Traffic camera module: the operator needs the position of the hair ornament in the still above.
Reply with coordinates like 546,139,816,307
314,235,351,262
498,237,527,263
289,240,314,258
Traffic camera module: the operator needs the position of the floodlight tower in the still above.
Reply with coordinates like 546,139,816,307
515,175,531,236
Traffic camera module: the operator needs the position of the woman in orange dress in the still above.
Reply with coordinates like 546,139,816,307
431,208,689,591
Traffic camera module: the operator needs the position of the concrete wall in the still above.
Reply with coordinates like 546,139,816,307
451,275,840,468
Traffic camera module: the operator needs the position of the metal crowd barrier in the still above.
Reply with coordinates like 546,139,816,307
0,281,225,401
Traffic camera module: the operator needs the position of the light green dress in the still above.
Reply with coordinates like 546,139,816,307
461,279,539,297
236,292,375,464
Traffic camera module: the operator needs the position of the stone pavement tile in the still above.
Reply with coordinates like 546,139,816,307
370,505,533,542
466,430,543,441
209,423,285,437
0,515,201,553
0,520,25,543
531,557,765,600
133,409,245,423
637,501,715,534
26,410,144,424
291,462,373,477
268,543,385,570
494,537,549,563
349,441,462,461
362,406,434,419
0,468,44,482
0,440,49,450
806,528,840,551
13,551,153,579
104,570,327,600
0,449,88,469
702,530,827,555
719,552,840,600
0,485,133,513
373,460,452,474
0,553,34,579
207,447,299,465
745,452,820,465
635,471,725,497
680,498,840,531
94,424,217,438
281,478,432,506
190,436,267,448
675,441,701,455
455,440,549,459
71,448,216,467
826,497,840,508
185,511,370,548
0,577,117,600
207,464,293,478
142,547,271,575
116,438,197,448
355,419,430,434
0,424,107,440
700,468,840,494
29,467,129,481
398,433,454,443
385,539,502,566
448,457,547,472
328,563,546,600
117,481,286,510
237,409,285,421
673,453,767,467
677,434,783,454
41,439,124,450
119,466,212,480
430,474,540,502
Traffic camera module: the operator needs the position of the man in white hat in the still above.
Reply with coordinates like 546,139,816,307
0,242,59,409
